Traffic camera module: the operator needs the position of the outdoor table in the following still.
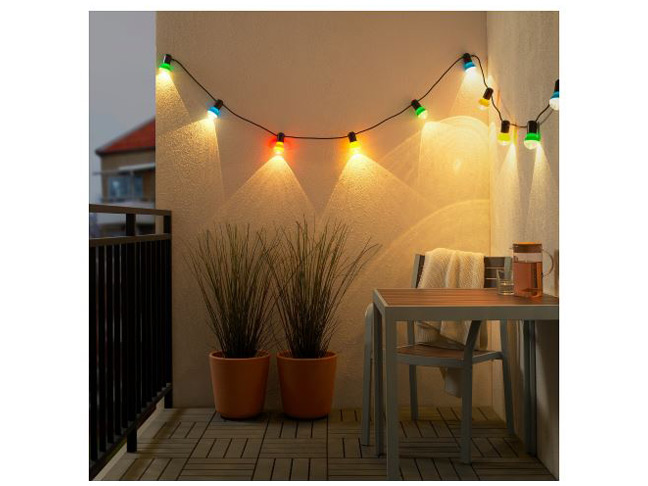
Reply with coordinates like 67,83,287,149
371,288,559,480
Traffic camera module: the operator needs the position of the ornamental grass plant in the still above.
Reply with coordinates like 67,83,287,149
269,220,378,359
187,224,276,358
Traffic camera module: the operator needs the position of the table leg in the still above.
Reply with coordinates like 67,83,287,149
384,312,400,480
372,304,384,456
523,320,537,455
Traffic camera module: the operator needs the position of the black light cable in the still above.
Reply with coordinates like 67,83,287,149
162,53,557,142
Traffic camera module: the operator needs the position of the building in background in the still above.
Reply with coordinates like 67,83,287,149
93,119,156,236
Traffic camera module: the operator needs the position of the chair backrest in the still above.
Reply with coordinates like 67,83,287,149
411,254,509,289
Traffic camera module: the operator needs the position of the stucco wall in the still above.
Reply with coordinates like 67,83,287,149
156,11,497,411
486,11,559,477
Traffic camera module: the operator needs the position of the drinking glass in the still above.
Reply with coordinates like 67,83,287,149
496,268,514,295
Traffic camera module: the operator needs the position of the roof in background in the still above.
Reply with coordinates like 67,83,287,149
95,118,155,156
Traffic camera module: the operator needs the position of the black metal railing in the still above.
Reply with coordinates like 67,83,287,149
89,204,173,479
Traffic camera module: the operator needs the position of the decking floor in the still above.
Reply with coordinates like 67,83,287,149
101,406,555,480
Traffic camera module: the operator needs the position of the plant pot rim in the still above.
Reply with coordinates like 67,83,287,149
277,350,337,361
209,350,270,361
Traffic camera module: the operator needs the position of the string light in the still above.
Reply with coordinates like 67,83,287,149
208,99,224,119
273,132,285,155
549,79,559,111
462,53,476,72
348,132,361,154
524,120,541,149
478,88,494,110
498,120,511,146
159,54,173,72
165,53,557,154
410,100,428,120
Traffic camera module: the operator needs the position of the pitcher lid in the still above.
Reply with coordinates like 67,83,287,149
513,242,542,253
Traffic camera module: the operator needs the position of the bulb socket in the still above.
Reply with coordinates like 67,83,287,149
214,99,223,110
276,132,285,143
462,53,472,64
411,100,422,110
348,132,358,143
500,120,510,134
483,88,494,101
554,79,559,92
527,120,539,134
161,54,172,65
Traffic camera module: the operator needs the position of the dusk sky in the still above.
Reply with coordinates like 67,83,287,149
89,11,155,203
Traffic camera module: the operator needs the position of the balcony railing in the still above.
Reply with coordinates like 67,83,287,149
89,204,173,479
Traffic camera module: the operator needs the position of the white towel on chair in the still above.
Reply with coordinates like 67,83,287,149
416,248,485,397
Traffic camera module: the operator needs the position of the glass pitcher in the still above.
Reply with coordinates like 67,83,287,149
512,242,554,298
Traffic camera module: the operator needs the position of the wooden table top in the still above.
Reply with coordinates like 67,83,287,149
374,289,558,320
375,288,559,308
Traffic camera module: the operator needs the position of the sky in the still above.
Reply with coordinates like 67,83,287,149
89,11,155,203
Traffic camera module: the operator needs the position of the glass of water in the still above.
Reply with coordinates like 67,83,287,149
497,268,514,295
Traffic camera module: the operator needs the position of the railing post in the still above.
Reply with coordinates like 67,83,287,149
163,213,173,409
127,429,137,453
126,213,136,236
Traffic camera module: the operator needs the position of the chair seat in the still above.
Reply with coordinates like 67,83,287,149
396,344,502,367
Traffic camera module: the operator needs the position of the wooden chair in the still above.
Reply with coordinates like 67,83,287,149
360,254,515,463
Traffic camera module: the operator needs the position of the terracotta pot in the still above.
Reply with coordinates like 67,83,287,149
276,351,337,419
208,350,270,419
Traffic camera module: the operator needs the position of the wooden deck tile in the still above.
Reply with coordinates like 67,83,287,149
101,407,555,481
271,458,291,480
415,457,440,480
310,458,327,480
291,458,309,480
157,457,186,480
252,458,274,480
139,458,171,480
121,458,153,480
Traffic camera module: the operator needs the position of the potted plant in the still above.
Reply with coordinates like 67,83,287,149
187,224,276,419
270,220,377,419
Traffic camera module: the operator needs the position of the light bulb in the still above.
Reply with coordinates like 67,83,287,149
498,120,511,146
207,100,223,119
524,120,541,150
348,132,361,154
478,88,493,111
462,53,476,73
410,100,428,120
273,133,285,155
549,79,559,111
158,54,173,73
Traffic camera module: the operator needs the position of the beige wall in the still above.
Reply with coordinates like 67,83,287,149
486,11,559,477
156,11,496,411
